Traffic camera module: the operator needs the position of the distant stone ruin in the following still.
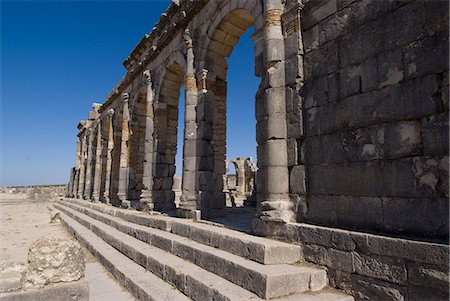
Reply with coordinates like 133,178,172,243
224,157,256,207
0,185,66,201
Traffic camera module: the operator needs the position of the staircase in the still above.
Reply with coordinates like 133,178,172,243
55,198,354,301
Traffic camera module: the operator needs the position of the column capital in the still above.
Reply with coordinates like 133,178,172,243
183,28,193,49
197,69,209,92
121,92,130,103
143,70,152,85
107,108,115,117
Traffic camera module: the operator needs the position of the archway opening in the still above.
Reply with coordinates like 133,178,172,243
127,94,147,206
225,161,238,207
203,7,260,227
154,62,185,211
173,87,185,208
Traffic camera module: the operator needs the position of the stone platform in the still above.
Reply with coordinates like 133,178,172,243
56,198,354,300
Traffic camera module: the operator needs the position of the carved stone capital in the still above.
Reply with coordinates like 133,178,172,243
183,28,193,49
92,103,102,112
197,69,208,92
121,92,130,103
143,70,152,85
107,108,115,117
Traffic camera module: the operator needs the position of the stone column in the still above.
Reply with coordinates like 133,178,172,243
73,169,79,198
84,127,95,200
139,70,155,212
92,120,103,202
77,133,87,199
256,1,293,223
103,109,115,204
67,167,75,197
180,29,201,218
73,137,82,198
117,92,131,208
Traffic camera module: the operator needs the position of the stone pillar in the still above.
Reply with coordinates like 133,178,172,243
256,1,293,224
67,167,75,197
84,127,95,200
117,92,131,207
180,29,201,218
139,70,155,212
92,120,103,202
103,109,115,204
73,170,79,198
77,133,87,199
73,137,82,198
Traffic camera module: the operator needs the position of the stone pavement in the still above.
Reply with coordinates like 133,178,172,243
85,262,135,301
209,206,256,233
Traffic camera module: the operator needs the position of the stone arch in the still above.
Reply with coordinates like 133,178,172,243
196,1,264,73
226,159,240,187
188,4,263,218
155,50,187,91
179,0,292,222
153,59,186,211
205,10,254,79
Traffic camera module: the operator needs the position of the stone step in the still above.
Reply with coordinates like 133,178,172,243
58,200,354,301
61,198,302,265
273,289,354,301
58,207,263,301
56,202,327,299
57,211,191,301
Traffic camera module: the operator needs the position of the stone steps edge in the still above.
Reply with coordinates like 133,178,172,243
57,209,191,301
55,202,327,299
59,198,303,265
56,204,269,299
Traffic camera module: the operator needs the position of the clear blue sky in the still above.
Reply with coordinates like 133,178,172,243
1,1,258,186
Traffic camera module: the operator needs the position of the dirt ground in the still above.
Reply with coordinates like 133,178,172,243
0,193,75,264
0,193,134,300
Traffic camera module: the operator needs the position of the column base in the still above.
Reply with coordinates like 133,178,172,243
138,199,152,212
251,217,289,237
259,197,295,223
178,208,201,221
120,200,130,209
139,190,154,212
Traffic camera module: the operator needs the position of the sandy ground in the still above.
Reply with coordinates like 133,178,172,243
0,193,70,263
0,193,135,300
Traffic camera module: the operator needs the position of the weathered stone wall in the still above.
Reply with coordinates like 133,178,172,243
266,221,449,301
294,0,449,243
0,185,66,201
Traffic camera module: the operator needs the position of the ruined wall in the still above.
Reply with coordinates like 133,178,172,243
0,185,66,200
297,0,449,243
